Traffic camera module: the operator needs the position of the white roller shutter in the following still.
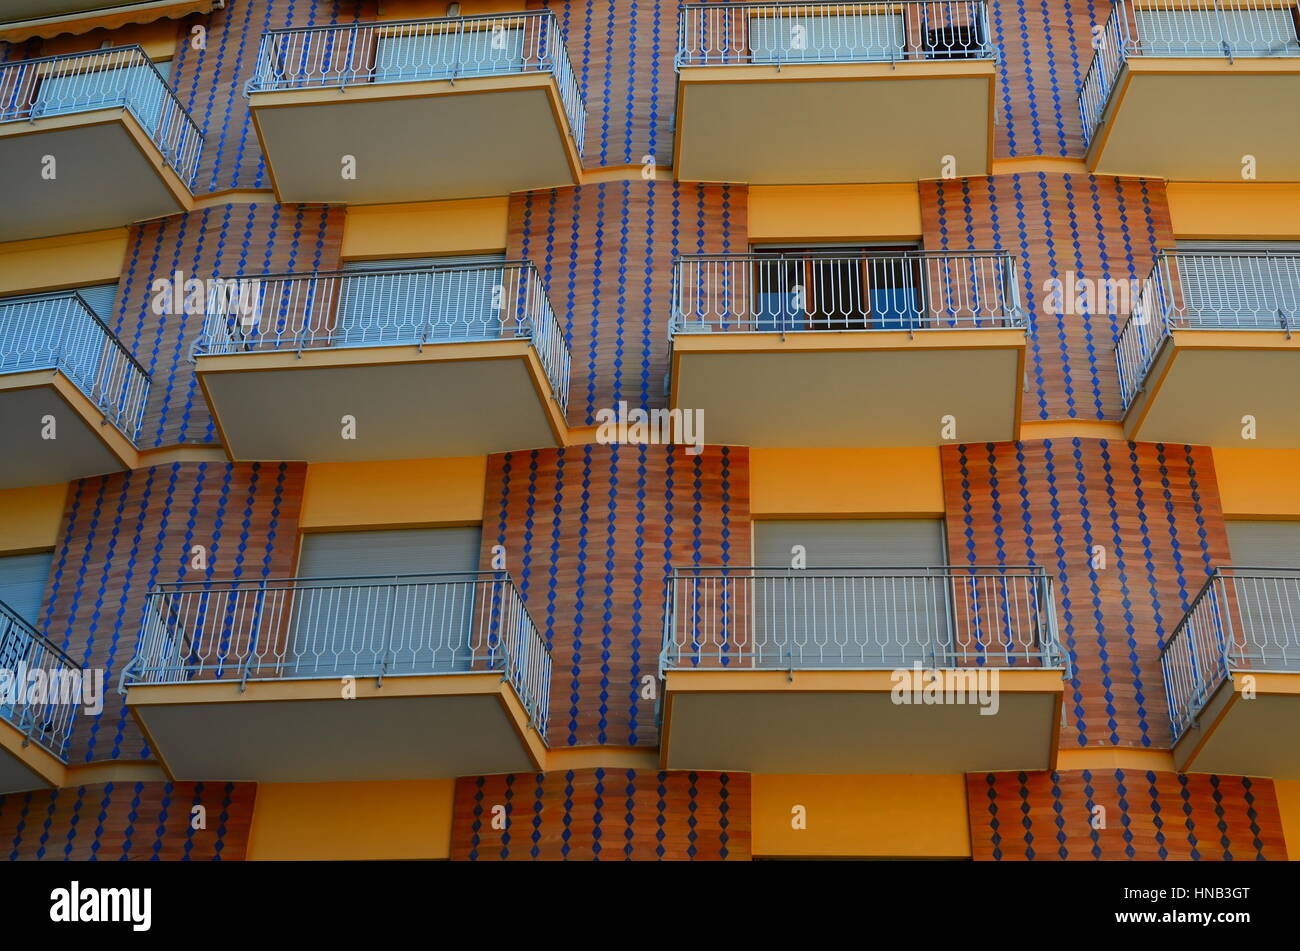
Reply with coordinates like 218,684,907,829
291,527,483,676
1171,241,1300,328
0,551,54,627
337,255,506,347
375,24,525,82
750,520,949,667
1135,9,1300,56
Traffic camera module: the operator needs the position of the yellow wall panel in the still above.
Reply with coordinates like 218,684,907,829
748,184,922,242
0,230,129,296
247,780,455,860
300,457,487,531
1274,780,1300,861
341,198,510,261
752,774,971,858
1213,449,1300,519
0,484,68,555
750,447,944,517
1167,184,1300,240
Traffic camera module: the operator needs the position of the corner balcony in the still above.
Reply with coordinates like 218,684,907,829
0,3,218,44
0,600,82,794
196,261,570,461
669,250,1025,447
0,46,201,241
1164,568,1300,778
674,1,996,183
658,566,1066,773
122,572,550,781
1080,0,1300,179
0,291,148,488
1117,250,1300,445
248,11,585,203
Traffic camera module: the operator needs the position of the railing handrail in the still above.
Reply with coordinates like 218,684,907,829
2,289,151,379
220,259,537,283
153,570,513,589
258,9,558,37
0,599,84,673
676,249,1013,260
0,45,203,183
671,563,1048,573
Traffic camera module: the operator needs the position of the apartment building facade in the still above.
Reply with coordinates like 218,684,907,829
0,0,1297,860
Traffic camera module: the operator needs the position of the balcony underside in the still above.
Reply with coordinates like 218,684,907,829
198,340,566,461
128,673,546,782
661,669,1063,773
0,109,191,241
1,2,217,43
0,717,66,794
1086,60,1300,180
0,370,136,489
251,74,582,203
1173,672,1300,779
674,61,995,184
670,330,1024,447
1123,331,1300,446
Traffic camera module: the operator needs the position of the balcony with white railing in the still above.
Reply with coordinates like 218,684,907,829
1116,250,1300,445
658,566,1066,773
0,290,149,488
1162,568,1300,778
122,571,550,781
0,46,202,240
194,261,571,460
247,11,585,202
1080,0,1300,179
674,1,997,183
669,249,1026,446
0,599,83,793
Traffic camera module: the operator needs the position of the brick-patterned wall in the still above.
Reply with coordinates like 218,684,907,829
970,770,1289,861
39,463,306,763
0,782,256,860
943,438,1228,750
482,444,750,747
508,181,745,427
451,769,748,859
921,174,1175,423
116,204,345,448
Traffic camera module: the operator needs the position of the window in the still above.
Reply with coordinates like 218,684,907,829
374,22,525,83
750,245,922,332
1171,241,1300,328
290,527,483,677
336,255,507,347
1134,8,1300,57
746,12,905,64
34,56,172,137
0,551,54,628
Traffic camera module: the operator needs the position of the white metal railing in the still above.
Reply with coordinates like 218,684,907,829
0,290,151,442
1081,0,1300,145
677,1,994,66
248,11,586,155
125,572,552,735
1116,250,1300,409
0,599,83,761
671,250,1023,332
198,261,571,412
661,566,1062,669
1162,567,1300,742
0,46,203,187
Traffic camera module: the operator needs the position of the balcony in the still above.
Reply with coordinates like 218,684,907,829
1117,250,1300,445
0,600,82,794
248,11,585,203
1080,0,1300,179
123,571,550,781
1163,568,1300,778
0,4,219,44
658,566,1066,773
669,250,1025,446
0,46,201,241
196,261,570,461
0,291,149,488
674,1,996,183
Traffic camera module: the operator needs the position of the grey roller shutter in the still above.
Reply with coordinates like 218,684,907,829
0,551,54,627
337,256,506,347
290,527,482,677
34,59,171,136
750,520,949,668
1134,9,1300,56
747,13,904,63
374,25,526,82
1226,521,1300,569
1170,242,1300,328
